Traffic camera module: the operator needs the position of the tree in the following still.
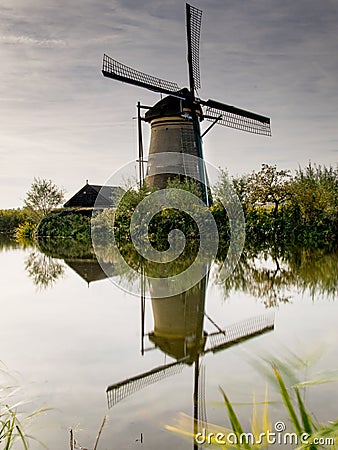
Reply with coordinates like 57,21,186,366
24,178,65,221
246,164,291,216
289,163,338,225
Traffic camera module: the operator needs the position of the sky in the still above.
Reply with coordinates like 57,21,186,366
1,0,338,208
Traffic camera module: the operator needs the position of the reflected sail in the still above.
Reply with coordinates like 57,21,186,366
205,313,274,354
106,260,275,450
107,357,189,408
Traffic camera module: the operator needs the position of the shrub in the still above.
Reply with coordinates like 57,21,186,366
0,209,33,234
36,209,91,241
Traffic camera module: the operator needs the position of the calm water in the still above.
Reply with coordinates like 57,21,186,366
1,235,337,449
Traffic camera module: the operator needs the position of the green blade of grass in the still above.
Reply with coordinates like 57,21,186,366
15,424,29,450
4,413,15,450
220,387,251,450
295,388,314,435
273,366,302,435
295,388,318,450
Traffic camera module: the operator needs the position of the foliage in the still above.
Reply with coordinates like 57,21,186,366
15,221,37,244
24,251,65,289
92,180,202,252
214,246,338,307
0,209,34,235
215,169,249,212
0,368,50,449
37,210,91,241
290,163,338,222
37,236,94,259
37,163,337,251
214,162,337,249
1,403,28,449
24,178,65,222
246,164,291,216
0,234,22,251
167,175,204,198
287,163,338,246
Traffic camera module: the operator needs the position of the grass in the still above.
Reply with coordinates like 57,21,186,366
0,398,49,449
0,366,50,449
166,353,338,449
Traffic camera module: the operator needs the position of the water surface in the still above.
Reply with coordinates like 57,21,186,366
1,236,337,449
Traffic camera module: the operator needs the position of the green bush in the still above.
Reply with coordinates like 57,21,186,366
15,221,37,242
0,209,33,234
37,209,91,242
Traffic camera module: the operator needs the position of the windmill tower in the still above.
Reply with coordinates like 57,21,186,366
102,4,271,206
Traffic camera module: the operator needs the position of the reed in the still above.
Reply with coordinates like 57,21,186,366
166,354,338,449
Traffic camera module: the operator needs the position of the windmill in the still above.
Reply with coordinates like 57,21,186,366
106,267,275,449
102,3,271,205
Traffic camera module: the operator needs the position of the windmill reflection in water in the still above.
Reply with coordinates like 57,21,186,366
106,263,275,448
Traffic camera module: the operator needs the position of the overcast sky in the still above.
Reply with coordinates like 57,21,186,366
1,0,337,208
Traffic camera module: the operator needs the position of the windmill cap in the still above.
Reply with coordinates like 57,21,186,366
145,89,203,122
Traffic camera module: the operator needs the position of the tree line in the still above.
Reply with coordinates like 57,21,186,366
91,162,337,254
215,162,337,249
0,162,337,250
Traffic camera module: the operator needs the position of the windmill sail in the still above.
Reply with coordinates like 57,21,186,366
203,99,271,136
106,357,189,408
102,54,181,96
186,3,202,92
106,313,274,408
205,313,275,353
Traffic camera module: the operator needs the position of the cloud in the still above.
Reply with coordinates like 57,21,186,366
0,34,66,47
1,0,337,208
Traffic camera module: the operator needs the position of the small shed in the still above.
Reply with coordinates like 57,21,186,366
64,181,124,208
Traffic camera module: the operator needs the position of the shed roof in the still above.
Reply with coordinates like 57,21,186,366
64,183,124,208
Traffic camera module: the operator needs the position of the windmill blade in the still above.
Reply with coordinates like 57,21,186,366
186,3,202,93
102,54,182,97
204,313,275,354
106,357,189,408
202,99,271,136
198,362,207,427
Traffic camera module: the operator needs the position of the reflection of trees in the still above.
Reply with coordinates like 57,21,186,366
37,238,126,286
215,253,292,307
37,237,93,259
215,248,338,307
286,248,338,299
24,236,338,300
25,251,65,289
0,234,24,251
